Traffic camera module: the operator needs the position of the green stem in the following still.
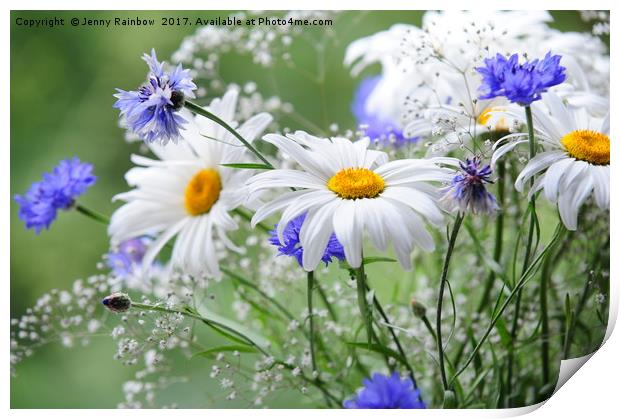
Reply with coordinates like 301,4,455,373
184,100,274,169
563,273,593,359
521,106,539,272
505,294,522,406
307,271,317,373
354,264,373,346
540,250,552,386
350,266,393,374
450,222,565,388
525,105,537,160
75,203,110,225
476,161,505,313
421,315,438,343
522,105,539,272
506,105,538,405
437,213,464,391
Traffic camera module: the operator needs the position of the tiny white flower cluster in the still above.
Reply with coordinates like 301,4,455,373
173,11,339,68
580,10,610,36
10,274,110,375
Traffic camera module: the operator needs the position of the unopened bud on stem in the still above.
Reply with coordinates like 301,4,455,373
442,389,457,408
411,299,427,319
102,292,132,313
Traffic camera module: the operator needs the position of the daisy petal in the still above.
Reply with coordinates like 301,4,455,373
251,190,311,226
333,200,363,268
591,165,610,209
557,174,594,230
143,218,188,271
299,201,339,271
542,158,574,203
514,151,565,192
382,186,445,227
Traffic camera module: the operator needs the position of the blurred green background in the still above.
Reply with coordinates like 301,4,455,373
10,10,591,408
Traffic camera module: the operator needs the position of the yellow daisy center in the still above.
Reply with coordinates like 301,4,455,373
560,130,610,165
477,107,508,131
477,108,494,126
184,169,222,216
327,168,385,199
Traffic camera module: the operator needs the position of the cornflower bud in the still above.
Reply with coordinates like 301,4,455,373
102,292,132,313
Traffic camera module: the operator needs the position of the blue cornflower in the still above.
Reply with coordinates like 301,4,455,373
352,76,417,148
476,52,566,105
440,157,498,215
14,158,96,233
269,213,345,267
107,237,149,277
344,372,426,409
114,49,197,145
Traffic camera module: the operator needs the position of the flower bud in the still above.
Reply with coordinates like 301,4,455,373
442,389,457,408
410,299,427,319
102,292,132,313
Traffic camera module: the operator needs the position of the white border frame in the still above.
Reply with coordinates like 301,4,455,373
3,2,617,417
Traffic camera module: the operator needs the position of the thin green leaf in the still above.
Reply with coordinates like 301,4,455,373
201,320,250,346
193,344,257,359
346,341,407,365
199,306,271,348
340,257,397,271
494,318,512,348
564,293,573,326
362,256,397,265
467,328,482,374
463,366,493,405
221,163,273,170
532,206,541,252
184,306,266,346
243,295,280,319
444,279,457,348
491,284,507,317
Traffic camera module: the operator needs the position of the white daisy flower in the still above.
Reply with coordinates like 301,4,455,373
344,23,420,130
492,92,609,230
247,132,455,270
109,90,273,278
344,11,608,155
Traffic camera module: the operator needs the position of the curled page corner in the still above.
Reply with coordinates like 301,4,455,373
491,354,598,418
494,277,618,416
553,353,595,394
548,271,618,400
496,401,544,417
495,351,605,417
